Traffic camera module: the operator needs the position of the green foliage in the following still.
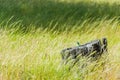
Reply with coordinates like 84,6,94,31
0,0,120,80
0,0,120,30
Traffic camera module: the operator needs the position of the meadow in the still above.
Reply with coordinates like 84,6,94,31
0,0,120,80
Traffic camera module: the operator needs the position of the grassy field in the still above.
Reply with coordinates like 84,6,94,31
0,0,120,80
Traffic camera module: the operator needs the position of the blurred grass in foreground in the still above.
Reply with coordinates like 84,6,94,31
0,19,120,80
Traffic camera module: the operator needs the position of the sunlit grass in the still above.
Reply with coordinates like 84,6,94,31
0,0,120,80
0,18,120,80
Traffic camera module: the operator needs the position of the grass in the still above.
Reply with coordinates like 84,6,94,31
0,0,120,80
0,0,120,29
0,19,120,80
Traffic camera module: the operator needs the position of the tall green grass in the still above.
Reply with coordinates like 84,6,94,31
0,0,120,80
0,19,120,80
0,0,120,29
